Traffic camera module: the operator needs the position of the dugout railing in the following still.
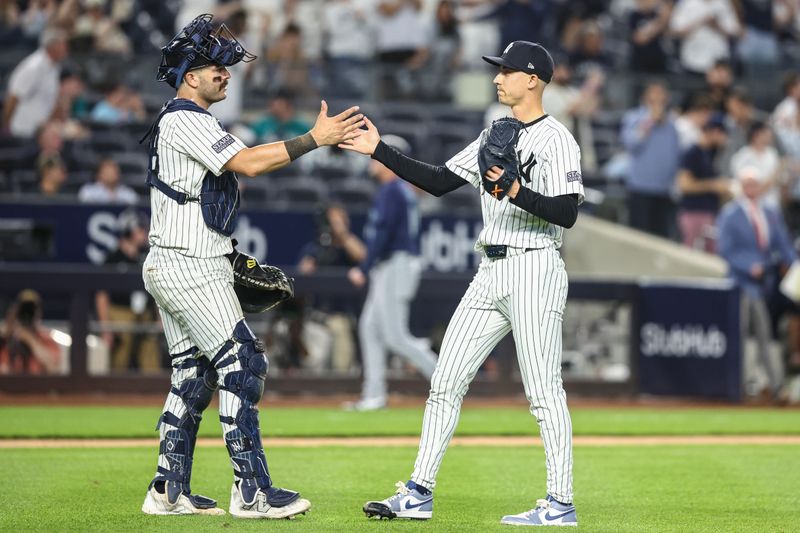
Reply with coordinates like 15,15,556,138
0,264,640,397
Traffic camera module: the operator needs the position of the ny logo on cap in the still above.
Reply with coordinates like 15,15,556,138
504,42,514,55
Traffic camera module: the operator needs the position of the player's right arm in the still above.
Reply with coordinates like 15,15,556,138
225,101,364,177
339,117,468,196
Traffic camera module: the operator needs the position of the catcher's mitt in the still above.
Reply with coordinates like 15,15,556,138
227,248,294,313
478,117,524,200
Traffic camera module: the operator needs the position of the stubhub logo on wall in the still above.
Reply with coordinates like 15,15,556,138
637,282,741,401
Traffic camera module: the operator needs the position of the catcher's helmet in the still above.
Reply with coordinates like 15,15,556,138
157,14,256,89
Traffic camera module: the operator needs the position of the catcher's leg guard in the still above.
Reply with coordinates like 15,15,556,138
150,347,219,509
213,321,287,504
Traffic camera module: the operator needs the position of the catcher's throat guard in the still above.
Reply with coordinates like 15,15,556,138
227,249,295,313
158,14,256,89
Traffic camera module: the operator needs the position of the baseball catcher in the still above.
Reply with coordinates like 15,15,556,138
227,245,294,314
478,117,525,200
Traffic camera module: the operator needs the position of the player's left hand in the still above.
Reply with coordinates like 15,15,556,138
348,267,366,288
310,100,365,146
484,166,520,199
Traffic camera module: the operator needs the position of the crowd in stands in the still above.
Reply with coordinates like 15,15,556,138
4,1,800,396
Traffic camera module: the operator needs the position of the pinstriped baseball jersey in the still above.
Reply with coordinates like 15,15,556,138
446,115,584,250
149,99,246,258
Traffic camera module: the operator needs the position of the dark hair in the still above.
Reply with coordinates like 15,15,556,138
783,72,800,96
728,86,752,105
746,121,769,143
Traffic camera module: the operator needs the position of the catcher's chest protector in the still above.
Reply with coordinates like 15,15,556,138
143,99,240,236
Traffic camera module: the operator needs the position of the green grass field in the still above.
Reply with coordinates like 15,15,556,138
1,406,798,532
1,405,800,438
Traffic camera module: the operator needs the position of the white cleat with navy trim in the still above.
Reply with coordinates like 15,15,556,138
363,481,433,519
500,496,577,527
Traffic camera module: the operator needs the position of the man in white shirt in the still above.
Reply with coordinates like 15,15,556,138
670,0,740,74
78,159,139,205
2,28,69,138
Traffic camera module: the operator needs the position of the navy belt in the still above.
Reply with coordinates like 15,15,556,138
483,245,537,259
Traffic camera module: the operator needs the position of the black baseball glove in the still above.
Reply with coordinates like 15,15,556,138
478,117,524,200
227,247,294,313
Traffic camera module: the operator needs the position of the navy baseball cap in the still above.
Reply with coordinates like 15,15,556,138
482,41,555,83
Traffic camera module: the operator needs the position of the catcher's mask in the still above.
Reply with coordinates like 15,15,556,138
157,14,256,89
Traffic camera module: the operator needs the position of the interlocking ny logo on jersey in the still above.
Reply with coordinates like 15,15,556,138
212,134,235,153
517,152,536,183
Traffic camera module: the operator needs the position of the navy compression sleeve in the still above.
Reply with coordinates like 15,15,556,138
371,140,466,197
510,190,580,228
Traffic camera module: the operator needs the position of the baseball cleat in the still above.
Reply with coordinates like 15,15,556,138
229,482,311,519
500,495,577,527
141,484,225,516
343,397,387,412
363,480,433,520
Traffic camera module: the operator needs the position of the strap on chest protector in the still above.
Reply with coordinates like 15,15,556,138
140,99,241,237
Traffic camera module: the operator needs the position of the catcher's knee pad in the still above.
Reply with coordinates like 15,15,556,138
214,321,272,496
153,347,218,501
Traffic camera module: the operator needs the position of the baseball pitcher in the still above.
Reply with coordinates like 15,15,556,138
341,41,583,527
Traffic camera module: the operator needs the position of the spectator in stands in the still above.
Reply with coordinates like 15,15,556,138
735,0,791,68
621,80,681,238
322,0,373,98
705,59,734,112
669,0,740,76
415,0,462,102
677,112,732,251
211,8,252,126
542,58,602,174
730,121,784,209
556,0,608,52
0,289,62,375
95,209,161,373
90,82,146,125
1,27,68,138
568,20,613,80
51,69,90,133
298,202,366,274
719,87,769,174
37,155,67,197
73,0,132,56
675,92,715,149
374,0,427,99
717,165,795,399
0,0,23,46
20,0,56,42
475,0,554,53
78,158,138,204
249,90,312,144
628,0,673,73
265,22,314,97
772,71,800,158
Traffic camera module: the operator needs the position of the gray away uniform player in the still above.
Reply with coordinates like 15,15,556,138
340,41,583,527
346,135,438,411
139,14,363,519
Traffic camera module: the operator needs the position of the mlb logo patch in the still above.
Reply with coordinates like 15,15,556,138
566,170,582,183
212,134,235,153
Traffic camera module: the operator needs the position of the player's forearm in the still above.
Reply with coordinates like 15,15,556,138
509,190,579,228
372,141,465,196
225,133,318,176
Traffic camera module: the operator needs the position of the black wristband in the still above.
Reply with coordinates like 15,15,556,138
285,132,318,161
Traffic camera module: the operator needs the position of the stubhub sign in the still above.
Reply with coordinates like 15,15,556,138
637,282,741,401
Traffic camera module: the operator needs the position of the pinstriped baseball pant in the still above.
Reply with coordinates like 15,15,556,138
143,246,252,483
410,246,574,503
